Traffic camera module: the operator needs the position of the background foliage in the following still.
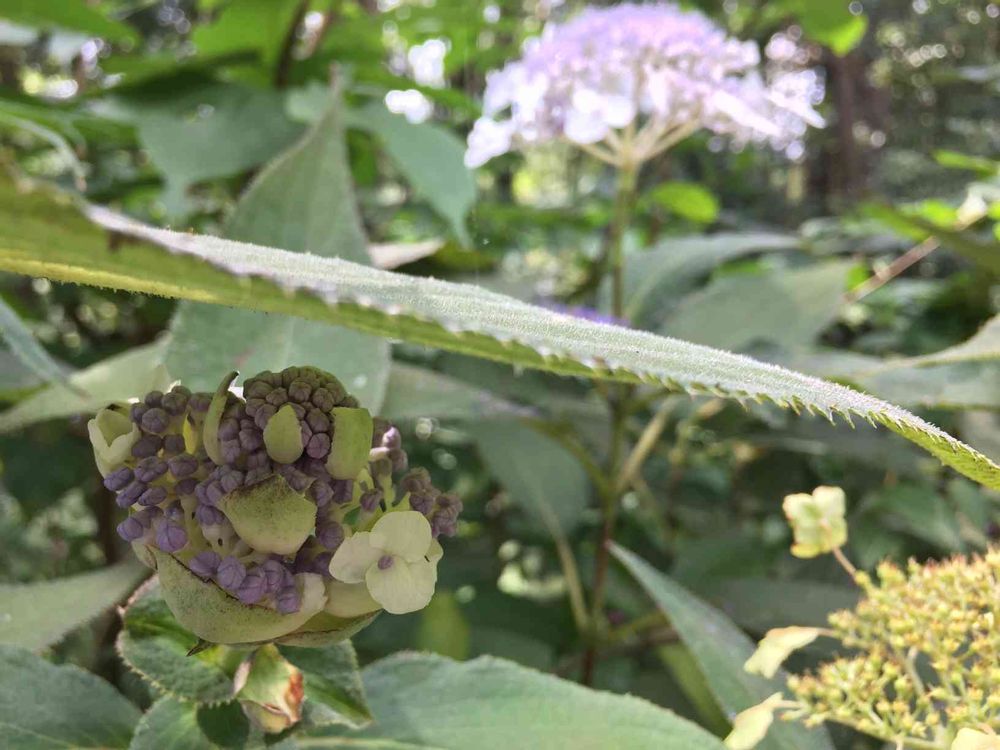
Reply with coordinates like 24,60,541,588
0,0,997,748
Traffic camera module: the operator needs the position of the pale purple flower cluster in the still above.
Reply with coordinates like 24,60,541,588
465,2,824,168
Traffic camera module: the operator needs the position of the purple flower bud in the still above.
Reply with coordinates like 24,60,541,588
188,550,220,579
260,559,289,592
309,481,334,507
162,434,186,456
141,408,170,434
176,477,198,496
238,429,263,452
195,503,226,526
245,380,272,399
390,448,408,474
134,457,168,483
401,469,432,494
130,403,149,424
118,480,147,506
219,468,244,494
300,458,329,479
316,521,344,550
217,556,246,592
360,489,383,513
155,522,188,553
137,485,167,507
188,393,211,413
381,426,401,449
377,554,394,570
218,418,239,441
409,492,434,515
246,450,270,470
331,480,353,505
144,390,164,407
161,391,189,415
104,467,134,492
306,409,330,433
116,516,145,542
237,569,267,604
265,388,288,407
277,466,310,493
288,380,312,403
205,481,225,506
253,403,277,431
275,585,301,614
220,439,243,465
306,433,331,460
131,434,163,458
431,514,457,538
168,453,198,479
311,388,336,411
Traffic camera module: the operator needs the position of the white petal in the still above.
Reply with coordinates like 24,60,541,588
563,106,609,144
328,531,382,584
370,511,432,562
324,579,381,618
365,558,437,615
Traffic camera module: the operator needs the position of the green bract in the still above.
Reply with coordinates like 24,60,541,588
87,406,139,476
217,475,315,556
327,407,374,480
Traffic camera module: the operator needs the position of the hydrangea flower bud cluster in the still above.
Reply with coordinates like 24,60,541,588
464,2,824,169
89,366,461,643
730,551,1000,750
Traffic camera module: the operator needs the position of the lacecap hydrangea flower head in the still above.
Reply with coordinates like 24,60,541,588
89,366,462,646
465,2,824,169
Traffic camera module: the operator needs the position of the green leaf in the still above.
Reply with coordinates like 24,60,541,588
117,580,242,705
99,82,303,216
699,578,858,633
934,150,1000,176
898,314,1000,367
0,340,169,433
611,545,835,750
2,177,999,491
646,181,720,224
0,561,147,651
0,293,75,392
864,203,1000,274
164,90,389,408
469,419,590,531
415,591,471,660
129,696,251,750
0,0,139,43
319,653,726,749
381,362,526,421
621,232,799,324
0,644,141,749
192,0,303,72
347,102,476,244
280,643,373,729
661,262,853,351
780,0,867,56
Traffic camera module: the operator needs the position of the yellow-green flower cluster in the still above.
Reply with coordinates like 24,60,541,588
791,552,1000,743
737,551,1000,749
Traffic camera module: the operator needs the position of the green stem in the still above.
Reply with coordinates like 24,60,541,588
580,161,642,685
609,163,640,321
